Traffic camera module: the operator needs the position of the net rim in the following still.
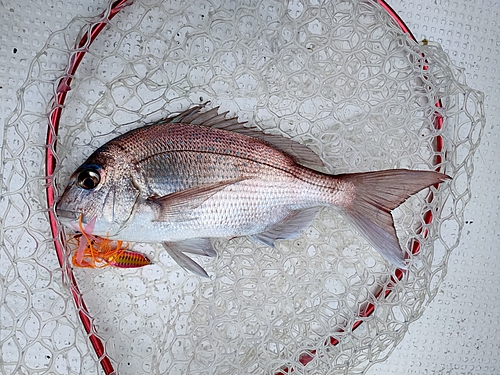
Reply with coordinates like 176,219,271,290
43,1,445,374
46,1,131,373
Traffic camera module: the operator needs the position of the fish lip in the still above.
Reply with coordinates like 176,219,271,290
56,208,80,220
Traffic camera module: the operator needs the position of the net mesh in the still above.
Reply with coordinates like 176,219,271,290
1,0,485,374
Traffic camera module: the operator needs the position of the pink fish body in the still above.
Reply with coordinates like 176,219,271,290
56,105,449,277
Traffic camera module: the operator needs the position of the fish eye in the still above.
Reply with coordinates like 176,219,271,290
77,168,101,190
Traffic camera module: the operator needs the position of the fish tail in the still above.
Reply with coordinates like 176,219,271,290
336,169,450,268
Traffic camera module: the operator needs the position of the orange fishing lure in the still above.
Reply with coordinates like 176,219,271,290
69,215,151,268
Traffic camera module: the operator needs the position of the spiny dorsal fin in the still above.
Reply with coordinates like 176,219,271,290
160,104,324,168
161,103,243,130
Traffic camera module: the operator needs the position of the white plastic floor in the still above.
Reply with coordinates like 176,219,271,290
1,0,498,374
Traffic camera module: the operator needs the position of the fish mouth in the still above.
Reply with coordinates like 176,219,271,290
56,208,80,220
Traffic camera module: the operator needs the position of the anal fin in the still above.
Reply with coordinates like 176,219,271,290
249,207,321,247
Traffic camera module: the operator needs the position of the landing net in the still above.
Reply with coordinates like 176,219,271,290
1,0,485,374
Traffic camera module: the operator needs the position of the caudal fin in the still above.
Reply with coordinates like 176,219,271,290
338,169,450,268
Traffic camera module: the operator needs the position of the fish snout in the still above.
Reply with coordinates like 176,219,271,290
55,198,80,227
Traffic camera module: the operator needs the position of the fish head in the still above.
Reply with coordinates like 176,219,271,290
56,147,140,237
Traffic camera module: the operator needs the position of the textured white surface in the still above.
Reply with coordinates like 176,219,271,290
0,0,497,374
369,1,500,374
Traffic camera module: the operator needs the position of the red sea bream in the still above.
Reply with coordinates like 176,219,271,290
56,105,449,277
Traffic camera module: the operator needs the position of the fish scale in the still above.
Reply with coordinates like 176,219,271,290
122,123,333,211
128,123,297,174
56,105,450,277
128,148,323,242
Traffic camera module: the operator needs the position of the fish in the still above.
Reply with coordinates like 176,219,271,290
56,104,450,277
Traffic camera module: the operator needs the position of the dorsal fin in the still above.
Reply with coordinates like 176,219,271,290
160,104,325,168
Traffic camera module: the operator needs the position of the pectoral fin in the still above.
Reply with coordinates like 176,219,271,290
151,178,246,221
163,238,216,278
249,207,321,247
